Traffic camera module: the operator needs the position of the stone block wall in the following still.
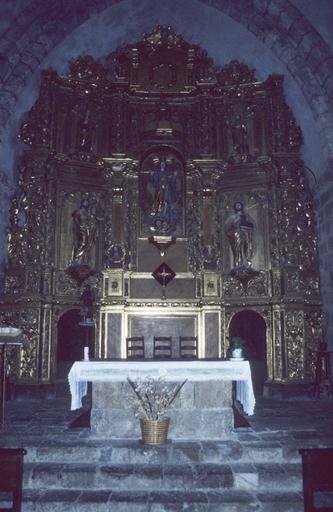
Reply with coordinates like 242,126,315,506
316,158,333,345
91,380,233,439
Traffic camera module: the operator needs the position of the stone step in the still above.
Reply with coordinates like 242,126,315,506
12,438,302,465
16,489,304,512
23,460,302,492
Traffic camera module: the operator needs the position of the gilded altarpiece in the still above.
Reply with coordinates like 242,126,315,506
1,26,322,389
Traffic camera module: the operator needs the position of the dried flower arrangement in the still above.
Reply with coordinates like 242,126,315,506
127,376,187,421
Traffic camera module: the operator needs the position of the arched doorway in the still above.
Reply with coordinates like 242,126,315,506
56,309,84,380
229,310,267,397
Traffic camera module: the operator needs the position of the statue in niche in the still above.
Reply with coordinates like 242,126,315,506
79,123,92,152
71,196,101,263
109,243,124,265
225,202,254,268
150,159,169,216
229,114,248,158
203,244,218,269
226,106,255,163
140,154,183,237
78,109,92,152
80,284,95,322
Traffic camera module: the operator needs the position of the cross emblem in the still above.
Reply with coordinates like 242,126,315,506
152,262,176,287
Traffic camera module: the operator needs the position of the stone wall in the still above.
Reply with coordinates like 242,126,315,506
91,380,234,439
316,158,333,339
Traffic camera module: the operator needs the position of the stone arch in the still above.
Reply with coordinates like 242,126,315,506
56,308,83,380
228,309,268,397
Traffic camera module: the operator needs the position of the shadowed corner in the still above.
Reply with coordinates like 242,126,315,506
68,408,91,429
232,401,250,428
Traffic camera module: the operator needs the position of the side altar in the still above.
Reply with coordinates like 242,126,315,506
68,360,255,439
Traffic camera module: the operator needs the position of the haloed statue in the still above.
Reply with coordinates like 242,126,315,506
139,154,183,238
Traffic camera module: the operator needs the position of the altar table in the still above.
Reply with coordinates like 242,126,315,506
68,360,255,439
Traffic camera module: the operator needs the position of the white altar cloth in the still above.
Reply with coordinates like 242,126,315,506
68,359,255,415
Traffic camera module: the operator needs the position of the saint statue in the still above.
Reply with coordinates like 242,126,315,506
79,122,92,152
80,284,94,322
225,202,254,268
150,159,169,217
71,197,96,263
147,158,180,236
230,114,249,156
78,109,92,152
140,152,183,238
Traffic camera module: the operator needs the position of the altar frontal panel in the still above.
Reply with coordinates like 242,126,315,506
91,380,233,439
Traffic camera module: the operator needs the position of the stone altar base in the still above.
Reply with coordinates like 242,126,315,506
90,380,233,439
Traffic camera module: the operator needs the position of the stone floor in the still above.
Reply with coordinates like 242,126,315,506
1,391,333,439
0,392,333,511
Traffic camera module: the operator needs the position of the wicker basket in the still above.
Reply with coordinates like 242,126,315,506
139,417,170,445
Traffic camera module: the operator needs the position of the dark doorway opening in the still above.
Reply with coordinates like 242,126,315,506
229,310,267,397
56,309,86,380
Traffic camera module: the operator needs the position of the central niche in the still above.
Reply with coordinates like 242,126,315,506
139,150,185,238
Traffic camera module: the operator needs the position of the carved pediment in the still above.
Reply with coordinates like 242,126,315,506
68,55,108,83
105,25,215,89
216,60,257,86
19,25,303,162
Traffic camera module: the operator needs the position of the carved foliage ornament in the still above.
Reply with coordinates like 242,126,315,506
186,166,203,272
0,310,39,381
276,160,318,280
7,156,56,269
123,179,138,270
143,25,185,50
304,310,322,380
68,55,108,83
222,271,268,298
285,310,304,381
216,60,257,86
266,75,303,152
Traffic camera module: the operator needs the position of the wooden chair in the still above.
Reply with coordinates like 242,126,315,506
0,448,27,512
153,336,172,359
179,336,198,359
299,448,333,511
126,336,145,359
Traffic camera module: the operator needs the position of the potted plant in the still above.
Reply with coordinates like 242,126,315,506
227,336,246,359
127,376,187,445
